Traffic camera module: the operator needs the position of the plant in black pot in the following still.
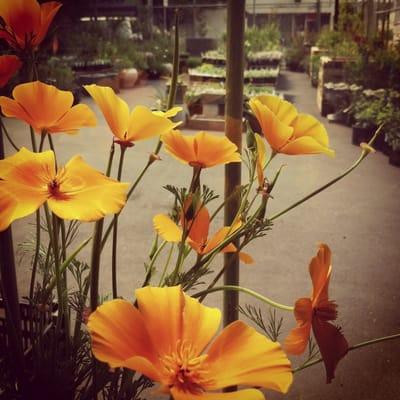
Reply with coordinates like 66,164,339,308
383,109,400,166
352,96,381,146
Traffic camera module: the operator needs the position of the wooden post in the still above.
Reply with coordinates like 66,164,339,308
223,0,245,331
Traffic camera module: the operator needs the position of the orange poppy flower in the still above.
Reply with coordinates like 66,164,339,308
0,0,62,50
284,244,348,383
153,204,253,263
87,285,292,399
249,95,334,157
161,130,241,168
0,55,22,87
0,81,97,134
84,84,180,146
0,147,129,232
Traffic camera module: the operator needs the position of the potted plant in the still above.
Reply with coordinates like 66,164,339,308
352,97,381,146
115,57,138,89
384,110,400,166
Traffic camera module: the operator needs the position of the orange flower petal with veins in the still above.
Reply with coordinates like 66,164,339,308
87,286,292,399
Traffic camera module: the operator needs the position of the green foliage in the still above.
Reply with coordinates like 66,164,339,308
37,57,75,90
187,56,202,69
285,36,307,72
244,24,281,53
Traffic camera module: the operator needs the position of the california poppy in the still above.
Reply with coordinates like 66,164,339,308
249,95,334,157
0,0,62,51
161,130,241,168
284,244,348,383
0,55,22,87
153,203,253,263
88,285,292,399
84,84,180,146
0,147,129,231
0,81,97,134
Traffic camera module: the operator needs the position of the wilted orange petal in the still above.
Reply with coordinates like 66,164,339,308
171,387,265,400
50,104,97,134
34,1,62,46
84,84,129,140
309,243,332,306
182,293,221,355
135,286,184,357
127,105,180,142
204,222,241,254
47,155,129,221
153,214,182,242
280,136,335,157
186,204,210,246
204,320,292,392
312,319,348,383
161,130,197,165
87,299,159,370
0,55,22,88
239,251,254,264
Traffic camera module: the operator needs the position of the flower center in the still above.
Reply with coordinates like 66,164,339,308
47,168,69,200
160,340,210,394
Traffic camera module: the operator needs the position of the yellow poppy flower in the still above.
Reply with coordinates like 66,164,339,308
161,130,241,168
0,0,62,50
87,285,292,399
0,147,129,232
84,84,180,146
249,95,334,157
0,81,97,134
0,55,21,87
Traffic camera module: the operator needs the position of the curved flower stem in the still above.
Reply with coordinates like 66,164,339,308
159,243,175,286
0,118,19,151
193,285,294,312
294,332,400,373
29,126,37,152
28,210,41,299
111,146,127,298
269,125,384,222
141,240,167,288
90,143,116,310
39,131,46,151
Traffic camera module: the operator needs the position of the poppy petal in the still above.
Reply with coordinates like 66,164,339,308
153,106,182,118
182,293,221,354
87,299,159,370
239,251,254,264
249,99,294,151
193,131,241,168
309,243,332,305
153,214,183,242
127,105,180,142
47,155,129,221
135,286,184,357
291,114,330,147
252,95,298,126
84,84,129,140
280,136,335,157
171,387,265,400
204,320,292,393
34,1,62,46
162,130,197,165
0,96,36,127
50,104,97,134
186,204,210,246
312,319,348,383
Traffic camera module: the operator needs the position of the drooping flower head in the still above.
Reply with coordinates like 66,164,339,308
153,202,253,263
0,55,22,87
0,81,97,134
249,95,334,157
88,285,292,399
0,0,62,51
161,130,241,168
84,84,180,147
284,244,348,383
0,147,129,231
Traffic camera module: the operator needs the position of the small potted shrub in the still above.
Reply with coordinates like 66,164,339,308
384,110,400,166
352,97,381,145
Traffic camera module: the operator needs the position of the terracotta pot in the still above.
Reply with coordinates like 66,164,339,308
119,68,138,89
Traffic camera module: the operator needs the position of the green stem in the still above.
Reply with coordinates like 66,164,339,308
112,146,127,298
159,243,175,286
0,118,19,151
29,210,41,299
294,332,400,373
30,125,37,152
270,125,383,222
106,140,115,177
39,131,46,151
142,240,167,288
193,285,294,311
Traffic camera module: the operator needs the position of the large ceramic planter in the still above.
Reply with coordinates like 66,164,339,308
119,68,138,89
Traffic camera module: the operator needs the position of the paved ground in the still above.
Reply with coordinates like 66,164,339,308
3,71,400,400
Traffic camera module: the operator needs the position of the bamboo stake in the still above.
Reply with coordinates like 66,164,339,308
223,0,245,328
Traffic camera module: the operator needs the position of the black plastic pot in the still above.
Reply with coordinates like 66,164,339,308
352,124,376,146
389,148,400,167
